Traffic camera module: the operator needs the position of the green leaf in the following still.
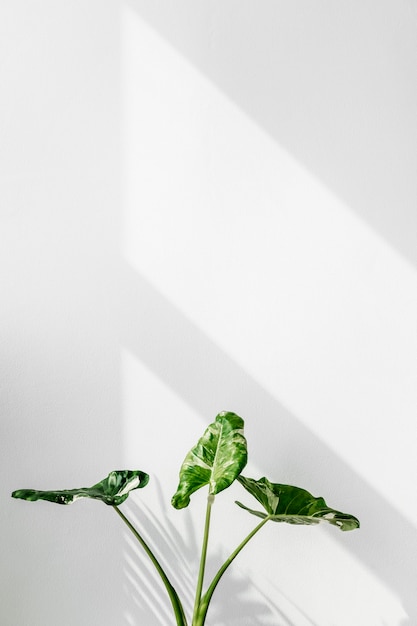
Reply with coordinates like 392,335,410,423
11,470,149,506
171,411,247,509
236,476,360,532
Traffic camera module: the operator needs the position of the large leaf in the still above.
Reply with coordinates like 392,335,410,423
11,470,149,506
236,476,359,531
171,411,247,509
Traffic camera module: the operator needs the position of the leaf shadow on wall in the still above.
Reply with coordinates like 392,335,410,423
120,264,416,624
122,480,292,626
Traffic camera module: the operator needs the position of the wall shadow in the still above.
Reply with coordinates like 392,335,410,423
120,263,416,623
126,0,417,268
122,478,296,625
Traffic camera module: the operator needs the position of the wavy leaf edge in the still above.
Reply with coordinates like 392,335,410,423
11,469,149,506
171,411,248,509
236,475,360,532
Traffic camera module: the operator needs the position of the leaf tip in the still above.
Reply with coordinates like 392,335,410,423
171,491,190,510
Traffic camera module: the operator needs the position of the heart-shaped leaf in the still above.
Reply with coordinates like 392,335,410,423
11,470,149,506
171,411,247,509
236,476,359,531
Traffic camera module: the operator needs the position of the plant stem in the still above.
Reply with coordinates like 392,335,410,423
113,505,188,626
195,516,271,626
192,494,214,626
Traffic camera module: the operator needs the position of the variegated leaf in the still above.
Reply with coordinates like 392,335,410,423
12,470,149,506
171,411,247,509
236,476,359,531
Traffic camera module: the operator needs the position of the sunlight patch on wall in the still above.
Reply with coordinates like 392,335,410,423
121,5,417,533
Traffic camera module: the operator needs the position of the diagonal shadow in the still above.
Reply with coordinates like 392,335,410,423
119,263,416,623
122,479,285,625
125,0,417,268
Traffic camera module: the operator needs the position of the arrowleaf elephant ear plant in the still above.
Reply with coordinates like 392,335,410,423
12,411,359,626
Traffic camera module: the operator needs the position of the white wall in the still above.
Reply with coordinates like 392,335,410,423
2,2,417,625
1,2,122,625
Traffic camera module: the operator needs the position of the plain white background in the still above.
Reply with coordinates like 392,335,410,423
2,2,417,625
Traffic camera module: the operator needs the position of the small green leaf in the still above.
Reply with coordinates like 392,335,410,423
171,411,247,509
236,476,360,532
11,470,149,506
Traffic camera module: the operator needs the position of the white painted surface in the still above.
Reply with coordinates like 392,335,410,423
2,1,416,625
1,2,122,625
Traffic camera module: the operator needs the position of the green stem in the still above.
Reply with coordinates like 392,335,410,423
195,516,271,626
113,505,188,626
192,494,214,626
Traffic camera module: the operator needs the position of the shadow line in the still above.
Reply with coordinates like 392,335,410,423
125,0,417,268
119,263,416,623
122,479,283,625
